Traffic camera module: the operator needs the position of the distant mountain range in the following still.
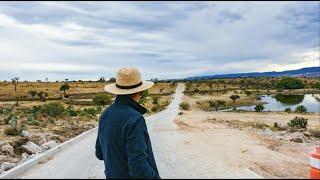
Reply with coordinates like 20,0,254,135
185,67,320,80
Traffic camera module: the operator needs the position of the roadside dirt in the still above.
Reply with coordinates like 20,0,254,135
175,109,318,178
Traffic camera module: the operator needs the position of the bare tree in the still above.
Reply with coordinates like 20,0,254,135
11,77,19,92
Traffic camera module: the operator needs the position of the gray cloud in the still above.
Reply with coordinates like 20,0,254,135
0,1,319,81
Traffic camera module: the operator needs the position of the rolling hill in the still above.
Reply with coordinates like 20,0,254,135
185,67,320,80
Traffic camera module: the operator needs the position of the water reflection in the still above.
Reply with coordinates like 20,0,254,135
274,94,304,105
238,94,320,112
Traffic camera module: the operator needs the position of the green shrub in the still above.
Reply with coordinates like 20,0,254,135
26,115,39,126
83,108,97,116
96,106,103,113
139,90,149,104
151,106,158,112
179,102,190,110
152,96,160,105
275,77,305,89
284,107,292,113
295,105,307,113
65,106,78,117
0,108,12,115
92,94,112,106
41,102,65,117
312,82,320,90
9,115,18,129
254,104,264,112
287,116,308,129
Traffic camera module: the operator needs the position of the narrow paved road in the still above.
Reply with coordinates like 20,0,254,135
18,83,261,179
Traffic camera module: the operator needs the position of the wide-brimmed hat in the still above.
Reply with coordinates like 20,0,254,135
104,67,154,95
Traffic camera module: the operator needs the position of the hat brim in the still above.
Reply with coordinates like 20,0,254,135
104,81,154,95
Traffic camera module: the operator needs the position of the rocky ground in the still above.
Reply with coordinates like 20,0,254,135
0,122,96,174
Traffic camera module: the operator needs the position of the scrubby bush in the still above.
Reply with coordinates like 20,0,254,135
93,94,112,106
254,104,264,112
295,105,307,113
152,96,160,105
26,115,40,126
65,106,78,117
151,106,158,112
179,102,190,110
139,90,149,104
5,115,22,136
4,127,20,136
96,106,103,113
83,108,98,116
287,116,308,129
244,90,252,97
41,102,65,117
37,91,49,102
284,107,292,113
28,90,37,99
0,108,12,115
209,100,225,111
312,82,320,90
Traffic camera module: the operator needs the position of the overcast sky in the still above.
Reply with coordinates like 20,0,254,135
0,1,319,81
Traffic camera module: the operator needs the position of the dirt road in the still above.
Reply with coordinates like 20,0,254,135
17,83,261,179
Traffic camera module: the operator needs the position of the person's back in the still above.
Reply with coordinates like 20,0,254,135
95,67,160,179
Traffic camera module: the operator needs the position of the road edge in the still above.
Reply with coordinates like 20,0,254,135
0,127,98,179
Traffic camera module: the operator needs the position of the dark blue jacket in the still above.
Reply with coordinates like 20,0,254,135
95,95,160,179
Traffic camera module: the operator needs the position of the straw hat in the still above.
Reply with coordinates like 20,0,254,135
104,67,154,95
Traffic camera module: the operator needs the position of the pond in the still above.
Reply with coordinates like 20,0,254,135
238,94,320,113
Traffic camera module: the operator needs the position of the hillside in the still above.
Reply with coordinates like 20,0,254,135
186,67,320,80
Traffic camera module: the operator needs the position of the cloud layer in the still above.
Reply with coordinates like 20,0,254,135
0,1,319,81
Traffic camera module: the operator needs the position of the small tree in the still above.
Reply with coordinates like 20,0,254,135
98,77,106,82
254,104,264,112
28,90,37,99
60,83,70,98
295,105,307,113
93,94,112,106
229,94,240,110
11,77,19,105
209,100,225,111
11,77,19,92
37,91,49,102
109,77,116,82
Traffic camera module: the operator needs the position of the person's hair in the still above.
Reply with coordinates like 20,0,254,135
129,92,141,98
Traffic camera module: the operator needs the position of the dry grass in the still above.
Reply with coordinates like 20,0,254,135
0,82,177,100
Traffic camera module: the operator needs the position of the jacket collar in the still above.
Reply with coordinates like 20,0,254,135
115,95,147,115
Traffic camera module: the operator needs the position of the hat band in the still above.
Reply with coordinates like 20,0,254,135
116,82,142,89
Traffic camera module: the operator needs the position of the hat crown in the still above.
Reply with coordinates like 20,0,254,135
116,67,142,86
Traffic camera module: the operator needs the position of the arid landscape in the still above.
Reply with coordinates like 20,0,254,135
0,76,319,178
0,80,177,173
0,1,319,179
